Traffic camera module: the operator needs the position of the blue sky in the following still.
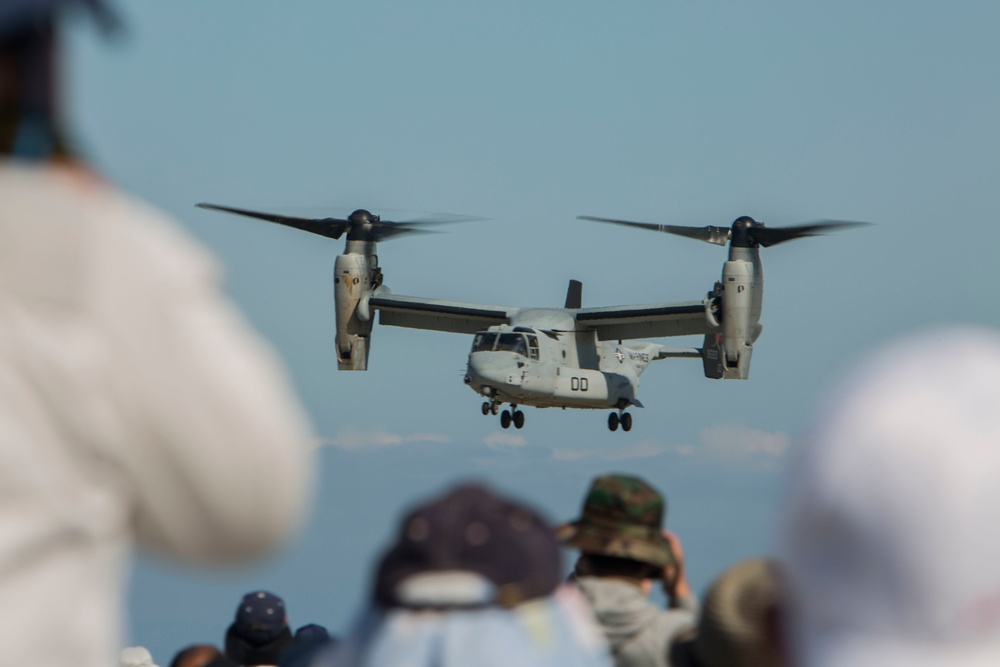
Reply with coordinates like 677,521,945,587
65,1,1000,661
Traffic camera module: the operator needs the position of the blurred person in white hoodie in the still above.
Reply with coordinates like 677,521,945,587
780,327,1000,667
0,2,314,666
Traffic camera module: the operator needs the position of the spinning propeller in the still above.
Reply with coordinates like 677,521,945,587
577,214,869,248
196,203,481,242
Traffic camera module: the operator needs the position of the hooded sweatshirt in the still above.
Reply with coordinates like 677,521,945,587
574,577,697,667
0,165,314,667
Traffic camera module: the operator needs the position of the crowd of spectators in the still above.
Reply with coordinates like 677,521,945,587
6,2,1000,667
120,474,774,667
117,324,1000,667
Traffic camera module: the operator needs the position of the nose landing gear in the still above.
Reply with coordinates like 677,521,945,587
483,400,524,429
608,410,632,432
498,404,525,429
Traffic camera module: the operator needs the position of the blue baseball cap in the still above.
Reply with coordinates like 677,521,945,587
374,483,562,609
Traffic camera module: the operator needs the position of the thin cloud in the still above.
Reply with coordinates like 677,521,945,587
316,430,451,451
694,425,791,460
552,440,669,461
483,432,527,448
551,425,790,466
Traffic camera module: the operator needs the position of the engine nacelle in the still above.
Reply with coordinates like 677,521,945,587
333,252,375,370
716,258,762,380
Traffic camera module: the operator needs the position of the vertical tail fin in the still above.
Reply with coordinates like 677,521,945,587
564,279,582,309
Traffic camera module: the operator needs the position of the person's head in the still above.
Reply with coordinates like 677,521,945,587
224,590,294,666
573,553,662,582
277,624,335,667
374,483,562,609
170,644,231,667
557,473,674,582
293,624,330,644
119,645,159,667
670,558,786,667
0,0,117,159
781,327,1000,667
320,482,609,667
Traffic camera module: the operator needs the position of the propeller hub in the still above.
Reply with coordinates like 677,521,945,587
349,209,379,224
731,216,759,248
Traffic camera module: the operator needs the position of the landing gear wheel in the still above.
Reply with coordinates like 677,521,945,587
608,412,619,432
513,410,525,429
500,410,512,429
481,402,490,416
491,402,500,415
621,412,633,432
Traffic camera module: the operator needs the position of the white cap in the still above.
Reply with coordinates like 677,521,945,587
781,326,1000,667
119,646,158,667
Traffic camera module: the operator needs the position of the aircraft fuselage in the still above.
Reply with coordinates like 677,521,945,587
463,319,653,411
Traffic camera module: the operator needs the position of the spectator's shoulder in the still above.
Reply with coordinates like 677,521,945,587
99,186,221,287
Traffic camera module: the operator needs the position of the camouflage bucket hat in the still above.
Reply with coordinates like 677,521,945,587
556,474,674,568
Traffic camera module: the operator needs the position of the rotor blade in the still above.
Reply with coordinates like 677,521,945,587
267,206,488,225
370,223,440,242
577,215,731,246
752,220,871,247
392,213,489,225
369,213,484,241
196,203,350,240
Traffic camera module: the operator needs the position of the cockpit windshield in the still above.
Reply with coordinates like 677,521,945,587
472,332,498,352
496,333,528,355
472,330,540,358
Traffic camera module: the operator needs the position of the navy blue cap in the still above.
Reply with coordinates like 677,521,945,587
293,624,330,643
234,591,288,645
0,0,118,40
374,483,562,609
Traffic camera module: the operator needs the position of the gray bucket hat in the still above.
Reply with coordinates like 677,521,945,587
669,558,784,667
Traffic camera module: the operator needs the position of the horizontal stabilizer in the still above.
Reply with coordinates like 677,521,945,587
655,347,701,359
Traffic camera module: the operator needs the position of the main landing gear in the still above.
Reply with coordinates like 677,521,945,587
608,411,633,432
482,401,524,429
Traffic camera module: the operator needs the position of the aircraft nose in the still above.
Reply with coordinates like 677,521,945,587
468,353,518,388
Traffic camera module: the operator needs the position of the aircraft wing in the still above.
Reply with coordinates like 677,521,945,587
654,346,702,359
575,300,713,341
368,292,515,334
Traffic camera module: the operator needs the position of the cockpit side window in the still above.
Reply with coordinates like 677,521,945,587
496,333,528,356
527,335,540,360
473,332,498,352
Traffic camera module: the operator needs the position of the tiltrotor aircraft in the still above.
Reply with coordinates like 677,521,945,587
197,203,862,432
